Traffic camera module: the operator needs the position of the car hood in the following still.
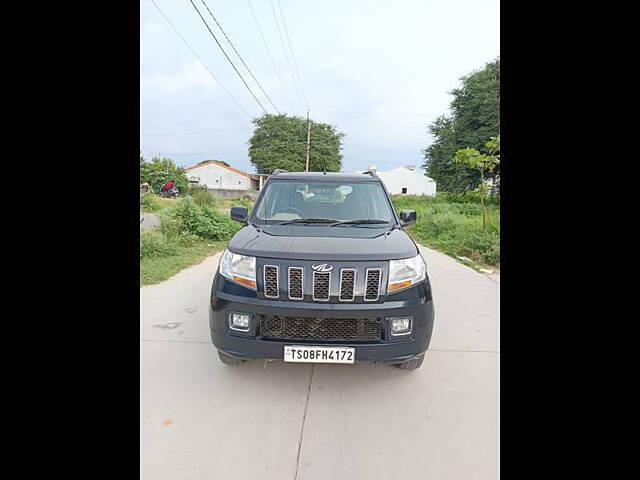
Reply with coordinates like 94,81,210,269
227,224,418,261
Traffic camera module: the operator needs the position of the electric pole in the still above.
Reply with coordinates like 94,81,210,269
305,109,311,171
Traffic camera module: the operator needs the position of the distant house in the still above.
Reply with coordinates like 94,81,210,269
357,165,436,196
184,161,268,192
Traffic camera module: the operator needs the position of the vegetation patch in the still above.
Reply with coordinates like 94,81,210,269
140,239,223,286
140,195,254,286
392,194,500,270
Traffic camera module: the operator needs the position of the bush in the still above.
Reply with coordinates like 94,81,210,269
170,197,238,240
140,156,190,194
158,215,200,247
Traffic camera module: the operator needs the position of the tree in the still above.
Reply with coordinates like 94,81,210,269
140,156,189,194
248,114,344,174
199,159,229,167
423,58,500,192
454,135,500,230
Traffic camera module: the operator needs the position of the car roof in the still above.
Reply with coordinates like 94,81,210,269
268,171,380,183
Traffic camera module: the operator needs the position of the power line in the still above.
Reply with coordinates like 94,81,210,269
276,0,308,108
187,0,268,115
199,0,281,114
247,0,294,113
148,0,250,119
269,0,304,112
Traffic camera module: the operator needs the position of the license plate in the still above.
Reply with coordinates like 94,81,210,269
284,345,355,364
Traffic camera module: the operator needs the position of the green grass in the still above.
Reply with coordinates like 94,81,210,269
391,194,500,270
140,194,254,286
140,193,176,214
140,239,224,286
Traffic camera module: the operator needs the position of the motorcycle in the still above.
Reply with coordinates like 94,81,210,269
160,187,179,198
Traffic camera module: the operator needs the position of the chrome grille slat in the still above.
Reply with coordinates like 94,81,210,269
288,267,304,300
312,271,331,301
263,265,279,298
339,268,356,301
364,268,381,301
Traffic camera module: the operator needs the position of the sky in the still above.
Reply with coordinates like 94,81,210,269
140,0,499,175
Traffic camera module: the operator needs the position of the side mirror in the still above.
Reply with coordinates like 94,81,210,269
230,206,248,224
399,209,416,226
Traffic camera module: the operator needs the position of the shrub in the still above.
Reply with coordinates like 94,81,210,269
140,156,189,195
169,197,238,240
158,215,200,246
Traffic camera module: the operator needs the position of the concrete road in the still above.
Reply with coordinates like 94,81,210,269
140,244,499,479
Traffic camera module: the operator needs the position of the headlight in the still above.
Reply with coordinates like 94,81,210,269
388,254,426,293
219,249,256,290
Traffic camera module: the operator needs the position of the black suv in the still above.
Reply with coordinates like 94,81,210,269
209,171,434,370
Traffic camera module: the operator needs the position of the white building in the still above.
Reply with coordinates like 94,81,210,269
184,160,266,191
357,165,436,196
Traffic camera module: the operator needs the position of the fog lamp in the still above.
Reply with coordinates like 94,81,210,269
229,312,251,332
390,317,412,336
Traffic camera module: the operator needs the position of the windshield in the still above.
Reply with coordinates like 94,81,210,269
254,181,395,225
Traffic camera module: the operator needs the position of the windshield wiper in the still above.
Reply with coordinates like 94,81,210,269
329,219,390,226
278,218,339,225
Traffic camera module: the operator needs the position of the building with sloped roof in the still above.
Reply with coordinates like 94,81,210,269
184,160,268,191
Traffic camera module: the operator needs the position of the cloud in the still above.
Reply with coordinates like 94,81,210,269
140,0,499,173
141,59,217,94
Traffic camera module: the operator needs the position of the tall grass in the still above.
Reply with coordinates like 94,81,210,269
140,192,162,212
392,194,500,267
140,195,254,284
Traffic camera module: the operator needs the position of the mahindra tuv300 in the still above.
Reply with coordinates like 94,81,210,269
209,170,434,370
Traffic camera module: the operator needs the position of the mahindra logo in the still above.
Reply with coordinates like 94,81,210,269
312,263,333,272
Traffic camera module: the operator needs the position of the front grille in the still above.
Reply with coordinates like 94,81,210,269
263,265,279,298
288,267,303,300
313,271,330,301
339,269,356,301
364,268,381,301
261,315,381,341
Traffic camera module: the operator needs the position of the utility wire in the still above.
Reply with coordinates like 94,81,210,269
148,0,250,119
199,0,280,114
187,0,268,115
269,0,304,112
276,0,308,109
247,0,294,113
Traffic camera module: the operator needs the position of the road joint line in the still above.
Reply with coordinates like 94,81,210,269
294,364,314,480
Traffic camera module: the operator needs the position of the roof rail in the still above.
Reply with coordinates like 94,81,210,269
271,169,288,176
361,169,377,177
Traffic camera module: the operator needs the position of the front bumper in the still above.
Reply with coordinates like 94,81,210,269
209,273,435,364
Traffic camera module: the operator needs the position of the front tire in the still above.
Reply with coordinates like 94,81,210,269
217,351,246,365
393,353,425,370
